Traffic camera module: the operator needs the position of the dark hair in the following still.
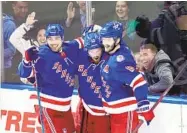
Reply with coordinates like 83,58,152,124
141,43,158,53
23,22,46,41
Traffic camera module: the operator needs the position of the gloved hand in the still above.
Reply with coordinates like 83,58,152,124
135,15,151,38
137,100,155,125
139,109,155,125
25,46,39,62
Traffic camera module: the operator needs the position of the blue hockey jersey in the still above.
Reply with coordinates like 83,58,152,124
100,41,149,114
76,49,107,116
18,39,84,112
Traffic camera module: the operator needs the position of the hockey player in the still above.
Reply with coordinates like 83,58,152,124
18,23,83,133
75,32,110,133
99,21,155,133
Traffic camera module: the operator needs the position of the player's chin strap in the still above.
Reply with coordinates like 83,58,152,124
132,59,187,133
32,63,45,133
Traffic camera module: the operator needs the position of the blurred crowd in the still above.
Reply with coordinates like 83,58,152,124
2,1,187,95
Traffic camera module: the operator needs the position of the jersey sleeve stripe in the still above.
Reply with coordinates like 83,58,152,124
75,37,84,49
133,80,147,91
130,74,142,87
130,74,146,91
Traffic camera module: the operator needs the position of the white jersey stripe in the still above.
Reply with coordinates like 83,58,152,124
103,104,137,114
82,99,106,116
133,80,147,91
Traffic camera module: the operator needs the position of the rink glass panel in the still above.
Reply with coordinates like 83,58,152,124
2,1,162,83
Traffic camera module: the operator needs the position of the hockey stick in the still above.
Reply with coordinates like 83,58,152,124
32,63,45,133
9,18,45,132
132,59,187,133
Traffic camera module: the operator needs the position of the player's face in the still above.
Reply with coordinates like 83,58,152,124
102,37,115,53
88,48,102,64
37,29,46,46
116,1,129,19
47,36,63,52
140,48,155,70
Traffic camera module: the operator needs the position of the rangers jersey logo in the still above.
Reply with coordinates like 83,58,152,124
67,76,72,84
95,86,101,90
98,93,102,99
56,65,62,73
82,69,88,76
87,76,93,83
94,89,100,94
103,65,109,73
78,65,84,72
91,82,96,89
69,79,75,87
61,69,67,78
106,90,111,95
94,86,101,94
106,93,111,98
52,62,60,69
65,73,69,82
102,81,106,87
105,85,110,91
125,66,135,72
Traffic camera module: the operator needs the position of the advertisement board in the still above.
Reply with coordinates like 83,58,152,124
0,84,187,133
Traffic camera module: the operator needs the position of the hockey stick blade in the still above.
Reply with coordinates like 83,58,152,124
132,60,187,133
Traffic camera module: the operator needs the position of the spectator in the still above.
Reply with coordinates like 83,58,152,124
3,14,17,74
23,23,47,47
114,1,143,52
2,1,30,83
12,1,29,26
140,43,174,93
134,52,144,72
10,12,46,84
64,1,95,40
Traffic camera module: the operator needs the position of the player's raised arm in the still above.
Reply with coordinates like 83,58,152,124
9,12,38,56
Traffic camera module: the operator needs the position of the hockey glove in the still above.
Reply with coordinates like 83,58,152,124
135,15,151,38
137,100,155,126
25,46,39,62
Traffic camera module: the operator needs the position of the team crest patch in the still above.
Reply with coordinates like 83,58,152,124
52,62,60,69
116,55,125,62
103,65,109,73
125,66,135,72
